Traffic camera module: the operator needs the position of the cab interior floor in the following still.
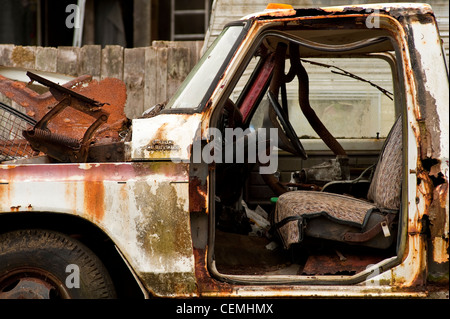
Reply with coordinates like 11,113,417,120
214,230,394,276
214,230,299,275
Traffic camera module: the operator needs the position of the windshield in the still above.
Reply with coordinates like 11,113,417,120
166,25,244,109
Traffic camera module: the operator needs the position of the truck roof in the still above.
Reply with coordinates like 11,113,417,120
203,2,448,59
241,2,434,21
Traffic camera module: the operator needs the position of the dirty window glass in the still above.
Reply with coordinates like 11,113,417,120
249,57,396,140
288,57,395,139
166,25,244,109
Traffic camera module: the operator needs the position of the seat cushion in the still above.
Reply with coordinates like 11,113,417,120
274,191,377,249
367,115,403,210
274,116,402,250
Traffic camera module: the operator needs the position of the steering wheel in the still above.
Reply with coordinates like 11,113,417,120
267,91,307,160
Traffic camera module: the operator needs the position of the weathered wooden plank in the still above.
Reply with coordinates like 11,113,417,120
0,44,14,67
101,45,124,80
151,41,203,104
156,47,168,104
124,47,146,119
9,46,36,69
180,41,203,70
152,40,203,70
1,41,203,120
193,41,204,67
167,47,190,99
144,46,158,110
57,46,80,76
79,45,101,79
35,47,57,72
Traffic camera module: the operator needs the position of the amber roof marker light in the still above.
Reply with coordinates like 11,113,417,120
265,3,294,10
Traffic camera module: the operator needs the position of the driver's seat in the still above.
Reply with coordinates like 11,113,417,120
273,115,402,250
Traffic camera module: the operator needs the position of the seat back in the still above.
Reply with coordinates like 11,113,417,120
367,115,403,210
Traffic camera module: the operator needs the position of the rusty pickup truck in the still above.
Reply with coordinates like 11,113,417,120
0,3,448,299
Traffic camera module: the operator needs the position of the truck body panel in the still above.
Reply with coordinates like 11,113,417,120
0,3,448,298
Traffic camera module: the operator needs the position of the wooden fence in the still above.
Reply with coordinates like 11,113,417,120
0,41,204,119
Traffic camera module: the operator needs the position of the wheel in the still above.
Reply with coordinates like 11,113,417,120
267,91,307,159
0,229,116,299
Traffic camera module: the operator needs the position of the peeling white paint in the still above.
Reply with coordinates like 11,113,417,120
131,113,202,161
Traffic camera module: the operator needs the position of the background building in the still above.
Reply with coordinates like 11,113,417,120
0,0,213,47
0,0,448,120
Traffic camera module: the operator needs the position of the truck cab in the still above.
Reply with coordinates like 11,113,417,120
0,3,448,298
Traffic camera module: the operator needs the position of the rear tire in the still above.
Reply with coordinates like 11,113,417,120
0,229,116,299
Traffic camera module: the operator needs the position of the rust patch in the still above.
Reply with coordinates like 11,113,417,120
302,253,387,275
0,74,128,152
10,205,21,212
149,122,169,142
11,46,35,66
193,248,232,295
145,123,171,152
189,176,207,213
432,236,449,264
0,162,188,185
84,181,105,221
71,77,128,140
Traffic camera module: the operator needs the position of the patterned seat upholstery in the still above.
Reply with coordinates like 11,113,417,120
274,115,403,249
